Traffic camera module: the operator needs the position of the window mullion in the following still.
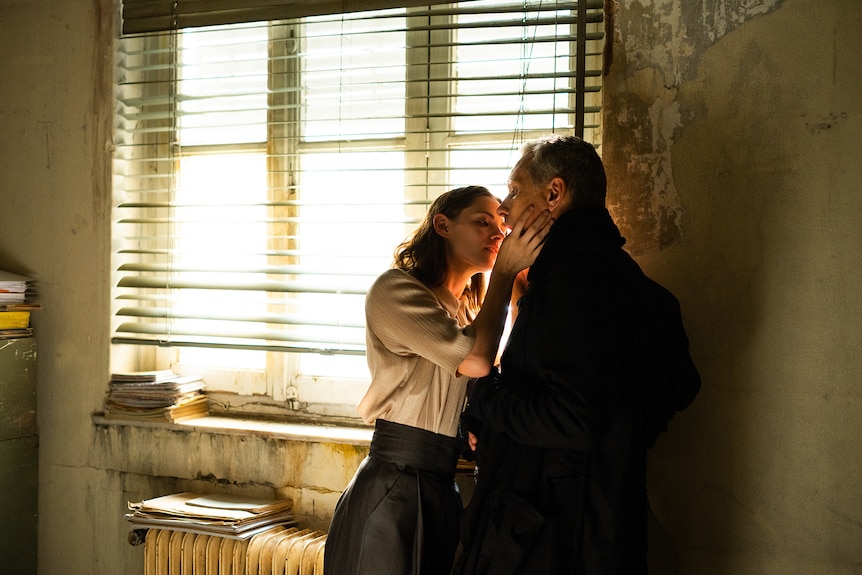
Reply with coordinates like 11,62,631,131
404,10,433,210
427,10,455,195
268,22,301,401
404,8,454,225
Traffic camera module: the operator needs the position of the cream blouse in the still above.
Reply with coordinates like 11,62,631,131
358,268,475,438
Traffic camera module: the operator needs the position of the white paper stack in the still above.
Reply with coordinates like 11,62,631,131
126,492,297,539
105,371,209,422
0,270,30,305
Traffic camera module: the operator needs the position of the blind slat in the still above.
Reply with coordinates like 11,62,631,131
123,0,463,34
116,306,364,328
113,324,366,347
122,0,605,35
117,263,380,277
111,337,367,355
117,276,371,294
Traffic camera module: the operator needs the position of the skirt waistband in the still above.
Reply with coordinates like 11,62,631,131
369,419,462,475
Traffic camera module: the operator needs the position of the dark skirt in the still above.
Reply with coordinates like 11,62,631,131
324,419,464,575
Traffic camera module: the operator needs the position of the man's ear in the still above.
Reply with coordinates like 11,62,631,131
433,213,450,237
546,177,569,213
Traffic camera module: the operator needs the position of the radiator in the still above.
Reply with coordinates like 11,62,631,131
143,526,327,575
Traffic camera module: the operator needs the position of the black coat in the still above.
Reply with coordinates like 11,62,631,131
454,207,700,575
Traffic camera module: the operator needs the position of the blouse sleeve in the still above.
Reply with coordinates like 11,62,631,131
365,269,475,375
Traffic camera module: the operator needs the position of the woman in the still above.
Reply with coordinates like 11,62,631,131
324,186,550,575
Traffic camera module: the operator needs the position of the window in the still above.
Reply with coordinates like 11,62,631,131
112,0,605,420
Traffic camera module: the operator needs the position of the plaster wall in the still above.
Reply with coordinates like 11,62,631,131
604,0,862,573
0,0,859,573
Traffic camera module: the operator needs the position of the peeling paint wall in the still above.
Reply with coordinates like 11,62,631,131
0,0,860,573
91,423,367,528
84,423,369,574
605,0,862,573
605,0,784,253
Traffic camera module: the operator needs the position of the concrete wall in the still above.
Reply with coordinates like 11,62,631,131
0,0,859,573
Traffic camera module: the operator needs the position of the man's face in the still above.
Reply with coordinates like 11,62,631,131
497,164,550,229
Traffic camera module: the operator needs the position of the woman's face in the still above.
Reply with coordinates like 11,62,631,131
441,195,507,273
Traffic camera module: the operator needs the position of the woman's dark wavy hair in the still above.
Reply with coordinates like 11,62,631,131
394,185,498,313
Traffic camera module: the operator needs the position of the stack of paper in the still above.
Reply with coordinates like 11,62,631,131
0,270,28,305
126,492,297,539
104,370,209,422
0,270,38,339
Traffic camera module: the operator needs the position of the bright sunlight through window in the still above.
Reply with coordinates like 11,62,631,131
112,0,603,415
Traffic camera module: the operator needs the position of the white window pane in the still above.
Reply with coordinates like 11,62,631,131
299,151,406,266
300,354,370,380
303,15,406,141
454,8,573,133
180,348,265,370
449,148,519,199
175,153,268,370
179,25,269,145
297,151,405,376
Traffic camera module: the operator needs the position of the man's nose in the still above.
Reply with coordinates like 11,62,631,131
497,200,510,219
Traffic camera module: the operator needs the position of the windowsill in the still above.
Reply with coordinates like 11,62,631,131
92,413,374,446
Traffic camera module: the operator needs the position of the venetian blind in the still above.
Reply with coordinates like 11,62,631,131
112,0,605,355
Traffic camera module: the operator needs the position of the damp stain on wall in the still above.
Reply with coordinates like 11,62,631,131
602,0,784,254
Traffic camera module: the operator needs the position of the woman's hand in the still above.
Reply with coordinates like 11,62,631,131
492,206,553,277
467,431,479,452
457,208,553,378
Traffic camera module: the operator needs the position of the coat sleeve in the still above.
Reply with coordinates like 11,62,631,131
467,254,701,451
633,275,701,447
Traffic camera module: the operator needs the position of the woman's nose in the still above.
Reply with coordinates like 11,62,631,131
491,222,506,239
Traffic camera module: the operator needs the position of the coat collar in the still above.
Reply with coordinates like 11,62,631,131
527,207,626,280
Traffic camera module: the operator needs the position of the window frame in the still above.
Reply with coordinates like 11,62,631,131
111,1,604,421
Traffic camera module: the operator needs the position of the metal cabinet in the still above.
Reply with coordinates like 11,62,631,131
0,338,38,574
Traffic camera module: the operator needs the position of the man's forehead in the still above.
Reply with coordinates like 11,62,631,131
508,165,529,185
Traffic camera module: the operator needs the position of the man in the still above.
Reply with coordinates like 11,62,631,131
453,135,701,574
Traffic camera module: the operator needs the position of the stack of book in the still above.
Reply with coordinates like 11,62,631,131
0,270,38,339
105,370,209,422
126,492,297,539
